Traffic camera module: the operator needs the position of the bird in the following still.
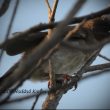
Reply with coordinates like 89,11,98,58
0,15,110,88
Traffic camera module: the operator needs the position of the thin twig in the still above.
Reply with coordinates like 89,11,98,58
99,54,110,62
76,50,101,77
81,68,110,82
45,0,59,89
85,62,110,73
45,0,52,18
31,89,43,110
50,0,58,22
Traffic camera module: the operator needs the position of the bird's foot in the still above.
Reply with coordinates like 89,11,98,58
72,73,82,91
62,74,72,85
48,80,54,89
48,74,72,89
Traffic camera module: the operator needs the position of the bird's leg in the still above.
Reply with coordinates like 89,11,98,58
55,74,79,90
54,74,73,86
62,74,72,84
48,73,72,89
72,73,82,90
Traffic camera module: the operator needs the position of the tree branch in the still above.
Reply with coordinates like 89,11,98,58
31,89,43,110
45,0,59,89
99,54,110,62
85,63,110,73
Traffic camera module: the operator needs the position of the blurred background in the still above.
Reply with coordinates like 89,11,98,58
0,0,110,109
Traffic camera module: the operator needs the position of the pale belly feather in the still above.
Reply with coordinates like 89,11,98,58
31,45,86,81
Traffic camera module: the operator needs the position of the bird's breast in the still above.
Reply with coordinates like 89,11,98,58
43,45,86,75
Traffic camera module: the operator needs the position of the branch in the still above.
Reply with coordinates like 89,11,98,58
81,69,110,83
85,63,110,73
45,0,52,12
99,54,110,62
50,0,59,22
31,89,43,110
45,0,59,89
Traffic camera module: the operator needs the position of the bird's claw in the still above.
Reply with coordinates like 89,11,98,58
72,82,78,91
62,74,72,85
48,74,72,89
48,74,79,90
48,80,54,89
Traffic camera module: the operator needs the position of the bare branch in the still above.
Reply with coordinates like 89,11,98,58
45,0,52,20
99,54,110,62
42,90,65,109
85,63,110,73
50,0,59,22
31,89,43,110
82,69,110,82
46,0,59,89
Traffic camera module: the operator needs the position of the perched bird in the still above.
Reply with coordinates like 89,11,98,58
30,15,110,83
0,15,110,88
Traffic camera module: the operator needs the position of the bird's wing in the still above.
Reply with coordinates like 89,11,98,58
0,31,47,55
